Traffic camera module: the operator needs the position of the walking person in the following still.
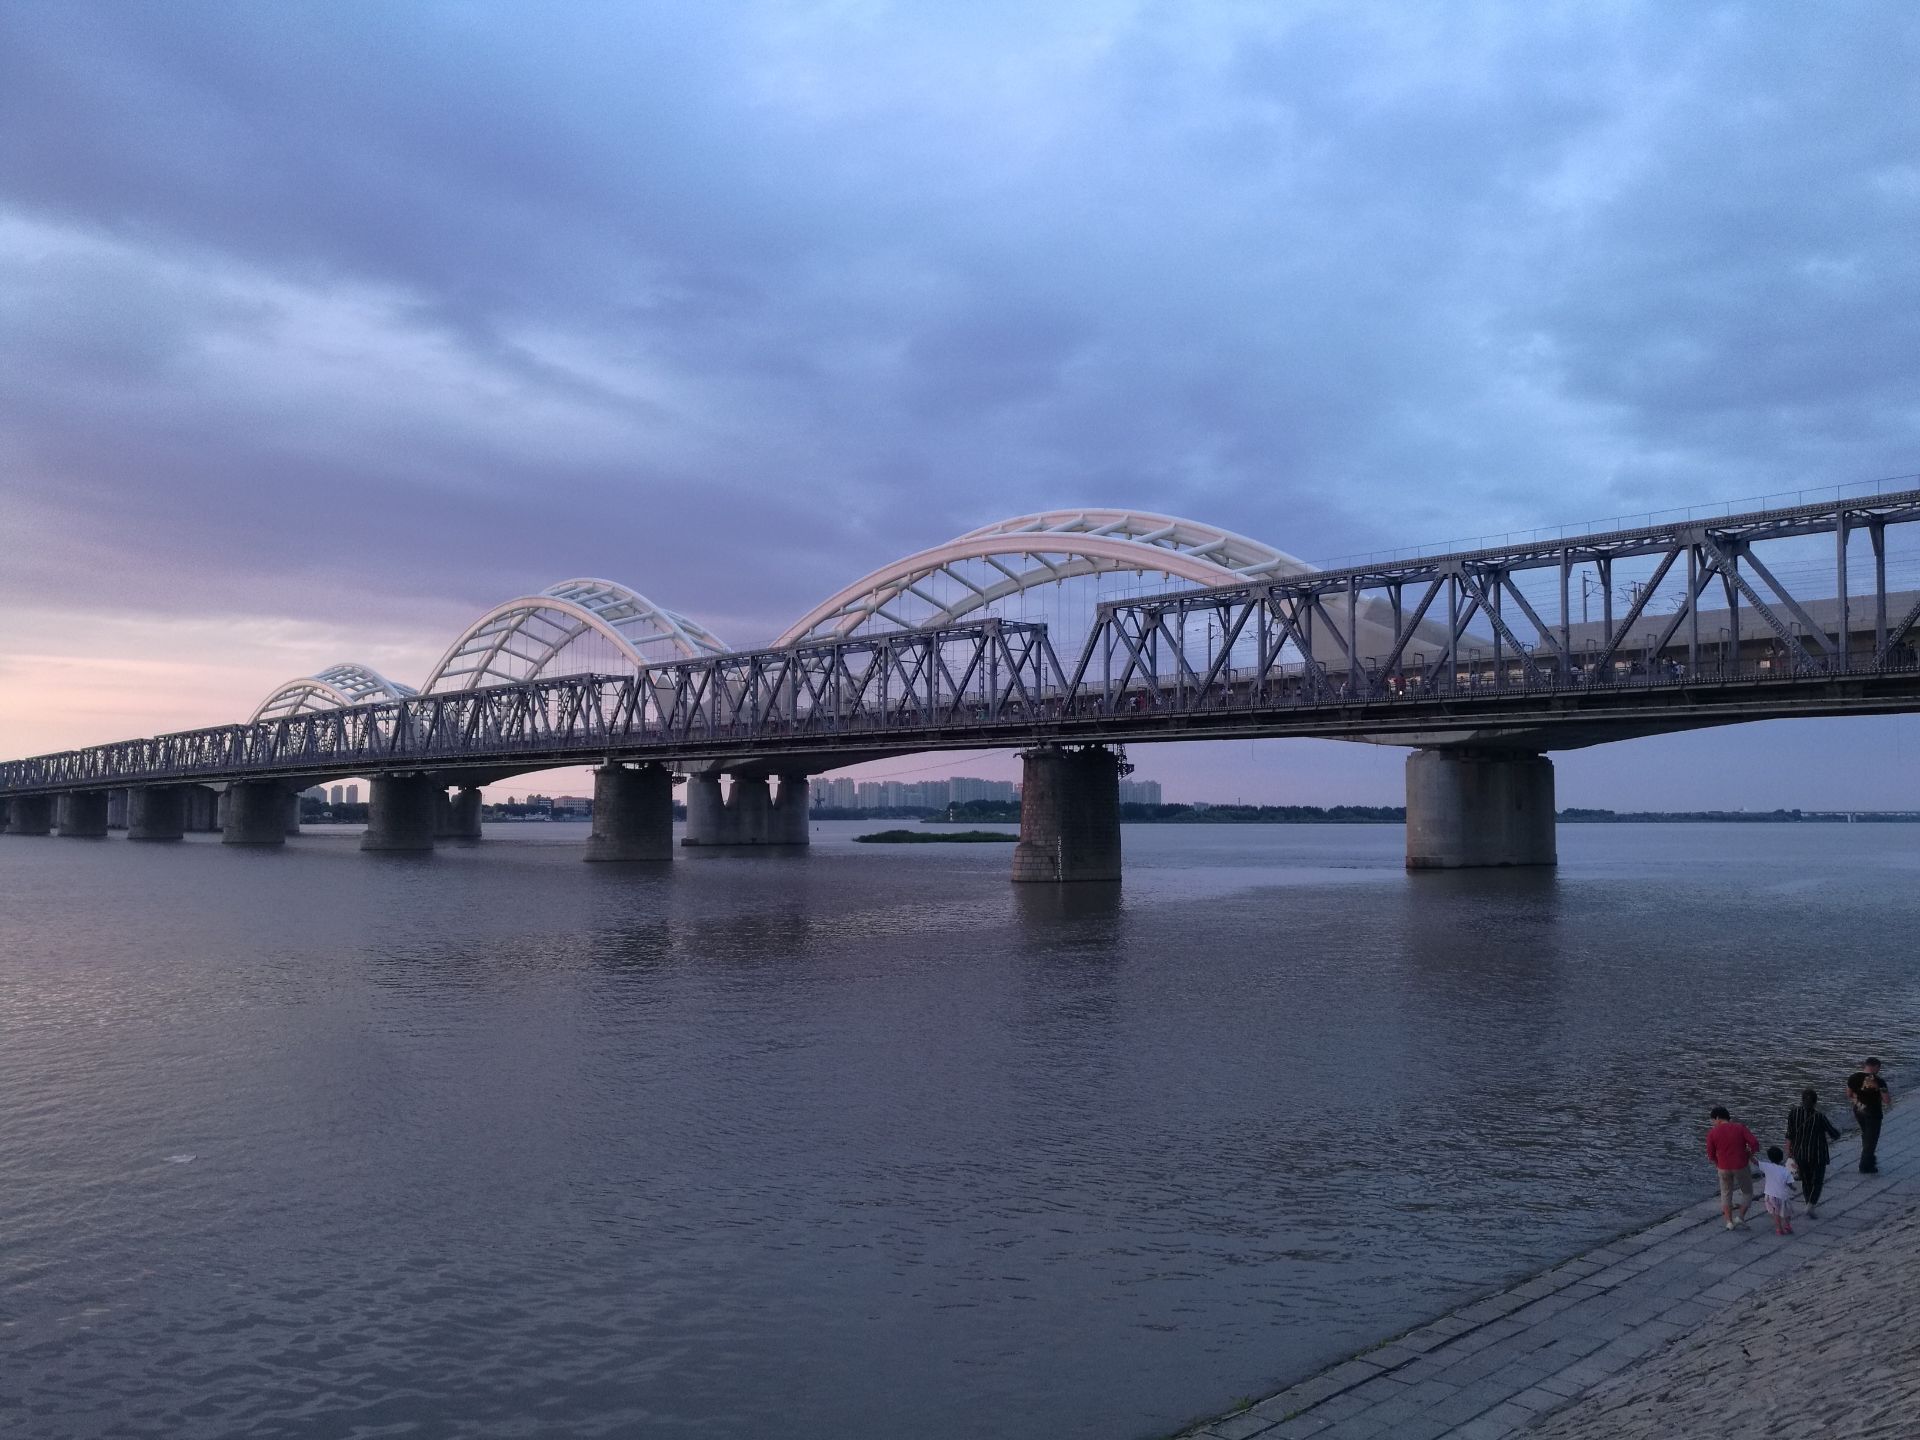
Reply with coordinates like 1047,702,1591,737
1706,1106,1761,1230
1785,1088,1840,1215
1848,1059,1893,1174
1756,1147,1796,1235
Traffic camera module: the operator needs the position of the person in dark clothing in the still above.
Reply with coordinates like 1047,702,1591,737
1785,1088,1840,1213
1864,1057,1894,1113
1848,1061,1892,1173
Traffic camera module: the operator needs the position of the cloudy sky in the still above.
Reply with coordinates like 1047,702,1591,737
3,2,1918,806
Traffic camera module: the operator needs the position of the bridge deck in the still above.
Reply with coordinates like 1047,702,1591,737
10,485,1920,794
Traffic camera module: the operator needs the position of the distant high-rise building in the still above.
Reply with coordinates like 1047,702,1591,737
1118,778,1163,805
345,783,359,805
951,776,1016,804
300,786,326,802
813,774,1028,812
330,785,344,806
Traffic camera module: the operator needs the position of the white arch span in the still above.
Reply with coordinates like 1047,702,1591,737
251,662,419,722
774,510,1317,646
419,578,729,693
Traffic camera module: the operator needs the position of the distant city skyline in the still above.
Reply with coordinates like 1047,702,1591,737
809,775,1027,812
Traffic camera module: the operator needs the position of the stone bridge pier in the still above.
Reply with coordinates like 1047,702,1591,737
586,763,674,861
5,794,53,835
223,781,292,845
435,786,483,841
1404,748,1557,869
182,785,220,833
682,772,810,848
1011,744,1123,883
361,774,440,852
128,786,188,841
56,791,109,837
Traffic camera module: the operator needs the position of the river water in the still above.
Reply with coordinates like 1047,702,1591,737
3,819,1916,1438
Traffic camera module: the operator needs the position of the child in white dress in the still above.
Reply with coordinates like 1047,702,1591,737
1756,1146,1796,1235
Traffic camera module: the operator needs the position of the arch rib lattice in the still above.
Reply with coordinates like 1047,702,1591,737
774,510,1319,646
420,578,729,694
251,662,419,723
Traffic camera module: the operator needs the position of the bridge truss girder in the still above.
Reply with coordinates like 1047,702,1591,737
1074,486,1920,717
9,487,1920,796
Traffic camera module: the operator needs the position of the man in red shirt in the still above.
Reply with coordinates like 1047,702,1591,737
1706,1106,1762,1229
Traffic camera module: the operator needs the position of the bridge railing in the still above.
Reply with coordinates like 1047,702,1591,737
0,619,1068,793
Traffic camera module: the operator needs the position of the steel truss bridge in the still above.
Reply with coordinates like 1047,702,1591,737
7,486,1920,800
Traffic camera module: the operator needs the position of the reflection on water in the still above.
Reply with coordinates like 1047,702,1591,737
1,820,1914,1440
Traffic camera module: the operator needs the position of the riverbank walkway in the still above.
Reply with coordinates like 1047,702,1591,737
1179,1103,1916,1440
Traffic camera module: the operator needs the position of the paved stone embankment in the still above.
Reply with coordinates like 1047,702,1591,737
1178,1106,1915,1440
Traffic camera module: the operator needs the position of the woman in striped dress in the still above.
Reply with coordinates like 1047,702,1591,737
1785,1088,1840,1215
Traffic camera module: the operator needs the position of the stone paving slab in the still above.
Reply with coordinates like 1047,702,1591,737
1175,1105,1916,1440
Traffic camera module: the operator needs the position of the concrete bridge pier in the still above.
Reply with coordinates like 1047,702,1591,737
56,791,109,837
108,789,129,831
726,775,773,843
683,772,806,847
285,790,302,836
182,785,220,833
1011,745,1123,883
361,774,438,852
1404,748,1557,870
7,795,53,835
438,785,483,841
586,763,674,861
223,781,289,845
127,786,187,841
683,773,724,845
772,773,810,846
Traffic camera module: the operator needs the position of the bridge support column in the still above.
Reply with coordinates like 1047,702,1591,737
586,764,673,861
1405,749,1557,870
727,775,772,843
223,781,288,845
684,774,725,845
439,786,483,841
772,774,811,846
1011,745,1122,883
127,786,187,841
108,789,129,831
683,773,795,847
361,774,438,852
285,790,302,836
6,795,53,835
182,785,219,833
56,791,109,837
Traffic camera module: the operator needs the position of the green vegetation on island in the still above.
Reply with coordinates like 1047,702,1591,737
933,799,1408,824
854,829,1018,844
